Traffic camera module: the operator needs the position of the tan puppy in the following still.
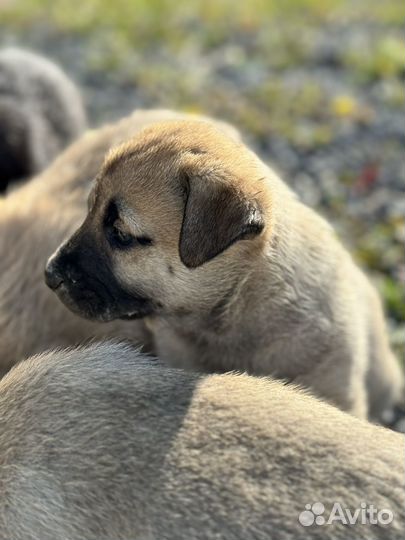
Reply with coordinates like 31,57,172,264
46,121,403,420
0,111,239,376
0,342,403,540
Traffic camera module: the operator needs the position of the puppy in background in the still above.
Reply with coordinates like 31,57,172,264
0,341,403,540
0,110,239,377
46,120,404,421
0,47,87,193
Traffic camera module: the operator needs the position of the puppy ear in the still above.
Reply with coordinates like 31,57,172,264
179,173,265,268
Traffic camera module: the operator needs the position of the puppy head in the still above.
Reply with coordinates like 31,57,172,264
45,120,271,322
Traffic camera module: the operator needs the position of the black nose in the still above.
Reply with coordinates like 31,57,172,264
44,262,64,290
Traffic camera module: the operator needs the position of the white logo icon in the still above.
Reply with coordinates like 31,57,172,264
299,502,325,526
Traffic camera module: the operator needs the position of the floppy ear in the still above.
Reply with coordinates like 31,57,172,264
179,173,265,268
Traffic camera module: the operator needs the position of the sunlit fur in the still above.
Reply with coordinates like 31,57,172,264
0,342,403,540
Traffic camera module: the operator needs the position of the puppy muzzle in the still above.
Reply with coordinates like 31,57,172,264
44,243,154,322
44,256,65,290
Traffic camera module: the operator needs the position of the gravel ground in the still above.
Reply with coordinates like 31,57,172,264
1,14,404,430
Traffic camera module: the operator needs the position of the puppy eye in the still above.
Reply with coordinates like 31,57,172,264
110,226,135,249
137,236,153,246
109,226,153,250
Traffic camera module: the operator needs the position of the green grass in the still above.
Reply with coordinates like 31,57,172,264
2,0,402,86
3,0,404,49
4,0,403,82
343,36,405,81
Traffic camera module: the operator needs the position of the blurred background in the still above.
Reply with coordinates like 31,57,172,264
1,0,404,354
